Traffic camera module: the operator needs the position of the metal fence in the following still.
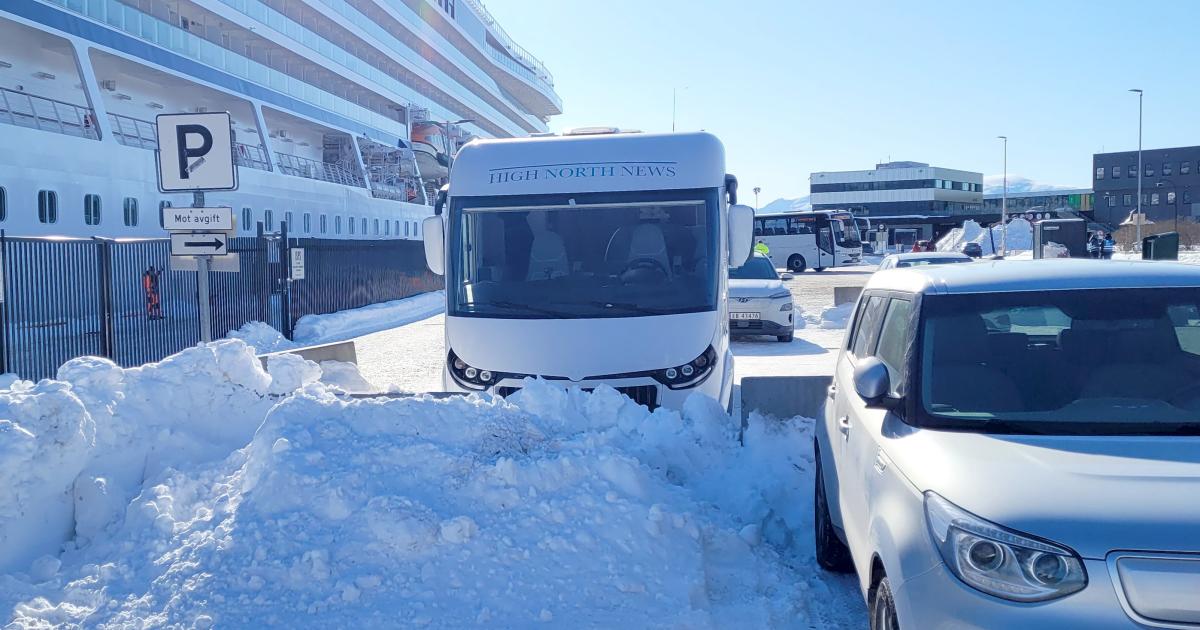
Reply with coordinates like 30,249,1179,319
0,226,436,381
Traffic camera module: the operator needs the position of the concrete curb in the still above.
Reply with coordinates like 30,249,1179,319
258,340,358,367
741,375,832,422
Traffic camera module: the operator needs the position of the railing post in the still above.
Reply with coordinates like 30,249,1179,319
94,237,116,360
280,221,293,339
0,230,7,375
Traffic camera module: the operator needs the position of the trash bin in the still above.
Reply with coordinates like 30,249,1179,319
1142,232,1180,261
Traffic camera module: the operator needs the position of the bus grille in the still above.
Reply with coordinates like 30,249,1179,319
497,385,659,410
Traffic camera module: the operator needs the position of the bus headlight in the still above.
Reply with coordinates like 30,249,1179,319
447,350,497,391
655,347,718,390
924,492,1087,602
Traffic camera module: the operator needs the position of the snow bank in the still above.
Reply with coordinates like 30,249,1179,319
2,358,860,627
936,218,1033,256
819,303,854,329
292,291,445,344
228,322,298,353
0,341,371,582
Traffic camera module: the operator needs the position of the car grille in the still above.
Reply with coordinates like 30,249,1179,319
497,384,659,410
731,320,764,329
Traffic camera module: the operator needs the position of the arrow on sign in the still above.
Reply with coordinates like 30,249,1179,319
184,237,225,251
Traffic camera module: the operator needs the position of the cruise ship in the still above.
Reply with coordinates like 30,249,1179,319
0,0,561,239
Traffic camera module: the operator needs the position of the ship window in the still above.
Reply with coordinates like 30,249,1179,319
38,192,58,224
320,214,327,234
404,221,409,237
349,216,356,235
384,220,390,235
395,220,401,236
263,209,274,232
361,218,367,234
303,213,312,233
159,201,171,228
84,194,101,226
335,215,342,234
123,198,139,226
374,219,380,235
285,211,294,231
0,187,6,222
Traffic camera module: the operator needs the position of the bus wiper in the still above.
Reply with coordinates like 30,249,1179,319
483,301,574,318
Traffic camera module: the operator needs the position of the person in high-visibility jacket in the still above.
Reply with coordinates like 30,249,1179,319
754,240,769,256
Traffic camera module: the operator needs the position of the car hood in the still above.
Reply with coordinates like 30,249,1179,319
887,426,1200,559
729,279,787,299
446,311,717,382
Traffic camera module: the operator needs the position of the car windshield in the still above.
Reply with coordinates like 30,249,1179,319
730,255,778,280
449,198,718,318
895,257,970,268
919,288,1200,434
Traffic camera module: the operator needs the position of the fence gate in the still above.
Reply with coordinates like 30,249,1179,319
107,239,201,367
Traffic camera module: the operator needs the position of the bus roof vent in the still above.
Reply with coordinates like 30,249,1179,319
564,126,622,136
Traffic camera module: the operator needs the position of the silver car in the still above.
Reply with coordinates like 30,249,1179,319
876,251,973,271
729,253,794,342
816,260,1200,629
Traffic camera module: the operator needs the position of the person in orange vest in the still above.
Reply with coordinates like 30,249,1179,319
143,265,162,320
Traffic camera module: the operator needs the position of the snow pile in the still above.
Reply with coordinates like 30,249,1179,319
0,341,368,584
228,322,298,353
819,303,855,329
936,218,1033,256
1,359,861,627
292,291,445,344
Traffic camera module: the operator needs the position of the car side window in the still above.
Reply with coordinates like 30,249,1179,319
850,295,888,357
875,298,914,395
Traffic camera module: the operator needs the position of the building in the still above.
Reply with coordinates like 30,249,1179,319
1093,147,1200,227
810,161,984,217
982,189,1093,217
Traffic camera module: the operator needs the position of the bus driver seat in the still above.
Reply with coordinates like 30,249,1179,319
624,223,672,277
526,212,570,280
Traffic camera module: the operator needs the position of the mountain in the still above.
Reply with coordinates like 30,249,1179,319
983,175,1079,196
757,196,811,214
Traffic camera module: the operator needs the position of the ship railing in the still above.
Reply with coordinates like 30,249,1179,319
459,0,555,87
234,142,272,172
108,113,158,149
276,152,365,188
0,87,99,140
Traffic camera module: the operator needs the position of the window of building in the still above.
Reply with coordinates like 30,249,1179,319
1152,193,1160,205
160,201,172,228
264,209,274,232
0,187,6,222
335,216,342,234
1143,193,1150,205
1095,167,1105,180
242,207,253,232
1123,193,1133,206
1146,165,1155,177
1182,161,1192,175
1164,163,1173,176
84,194,102,226
1107,195,1116,207
123,198,139,226
349,216,357,235
1112,166,1121,178
38,191,57,223
320,214,327,234
1185,191,1193,204
1168,192,1176,204
303,213,312,233
374,219,380,235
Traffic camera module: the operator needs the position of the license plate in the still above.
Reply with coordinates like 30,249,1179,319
730,312,761,320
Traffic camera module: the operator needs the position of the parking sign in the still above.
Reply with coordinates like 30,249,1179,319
156,112,238,192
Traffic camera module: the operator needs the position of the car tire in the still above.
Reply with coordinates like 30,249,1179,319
777,331,793,343
814,446,854,573
870,576,900,630
788,255,807,273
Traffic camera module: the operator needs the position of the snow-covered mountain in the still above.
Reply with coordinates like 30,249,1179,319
983,175,1079,196
757,196,811,214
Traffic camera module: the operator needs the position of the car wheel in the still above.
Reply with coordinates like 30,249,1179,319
788,255,807,273
777,331,793,343
870,576,900,630
814,445,854,573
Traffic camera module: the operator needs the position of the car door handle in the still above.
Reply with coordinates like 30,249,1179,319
837,415,851,438
828,384,838,400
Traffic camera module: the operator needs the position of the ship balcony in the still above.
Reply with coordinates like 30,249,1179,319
106,111,272,172
276,152,365,188
0,86,99,140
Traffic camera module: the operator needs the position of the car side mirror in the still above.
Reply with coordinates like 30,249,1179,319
780,273,794,281
422,215,445,276
729,204,755,267
854,357,901,409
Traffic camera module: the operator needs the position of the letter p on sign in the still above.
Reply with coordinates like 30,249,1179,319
156,112,238,192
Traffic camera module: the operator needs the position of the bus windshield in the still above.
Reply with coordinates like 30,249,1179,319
831,214,862,247
449,198,718,319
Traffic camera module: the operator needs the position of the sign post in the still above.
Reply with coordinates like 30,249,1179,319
157,112,238,343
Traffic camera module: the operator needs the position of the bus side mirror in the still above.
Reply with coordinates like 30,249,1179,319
729,204,754,267
423,215,445,275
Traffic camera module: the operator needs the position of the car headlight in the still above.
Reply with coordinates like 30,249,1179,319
447,350,504,391
768,291,791,300
779,303,793,312
654,346,717,390
925,492,1086,602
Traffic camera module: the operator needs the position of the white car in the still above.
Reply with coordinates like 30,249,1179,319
816,260,1200,629
876,251,972,270
729,253,795,342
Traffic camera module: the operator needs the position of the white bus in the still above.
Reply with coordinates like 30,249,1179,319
422,130,754,411
753,210,863,272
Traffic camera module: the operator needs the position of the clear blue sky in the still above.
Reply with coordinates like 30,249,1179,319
484,0,1200,203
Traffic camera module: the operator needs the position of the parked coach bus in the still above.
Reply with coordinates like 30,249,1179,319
421,129,754,411
753,210,863,272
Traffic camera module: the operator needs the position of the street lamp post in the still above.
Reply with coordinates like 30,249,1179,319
997,135,1008,256
1130,89,1144,246
753,187,761,210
